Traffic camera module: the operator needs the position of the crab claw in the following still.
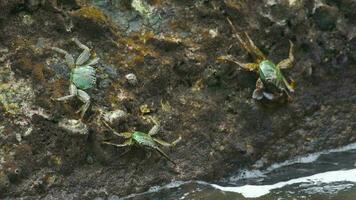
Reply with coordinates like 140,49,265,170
283,77,296,93
252,78,264,100
252,89,264,100
262,92,276,100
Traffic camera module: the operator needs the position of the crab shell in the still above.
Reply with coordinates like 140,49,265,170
132,131,158,148
259,60,288,93
70,66,96,90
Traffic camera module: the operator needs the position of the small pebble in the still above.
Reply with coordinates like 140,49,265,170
23,127,33,137
22,14,34,25
103,109,128,124
209,28,218,38
125,73,138,85
15,133,22,143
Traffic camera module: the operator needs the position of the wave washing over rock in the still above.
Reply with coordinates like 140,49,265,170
212,169,356,198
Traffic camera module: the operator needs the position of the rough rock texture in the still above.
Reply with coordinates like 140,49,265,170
0,0,355,199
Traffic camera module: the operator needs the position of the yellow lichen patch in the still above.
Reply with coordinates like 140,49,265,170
224,0,243,10
191,79,204,92
72,6,109,24
10,37,30,50
0,63,35,116
140,104,151,114
0,80,35,115
71,6,121,38
160,99,172,113
119,31,159,58
117,31,199,68
43,173,57,187
50,155,62,167
115,31,160,67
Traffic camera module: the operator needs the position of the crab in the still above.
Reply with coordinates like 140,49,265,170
51,38,99,118
102,119,182,165
218,18,295,101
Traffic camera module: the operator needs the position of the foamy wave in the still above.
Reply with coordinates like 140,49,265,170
212,168,356,198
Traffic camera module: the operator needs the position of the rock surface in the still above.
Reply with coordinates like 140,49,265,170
0,0,355,199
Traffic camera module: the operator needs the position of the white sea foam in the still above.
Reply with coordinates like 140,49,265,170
301,183,355,195
266,142,356,170
119,143,356,199
211,168,356,198
229,142,356,181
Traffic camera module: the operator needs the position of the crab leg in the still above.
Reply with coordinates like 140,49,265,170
102,120,132,139
226,17,266,62
76,89,91,118
153,135,182,147
51,47,75,68
102,139,133,147
56,84,77,101
282,77,295,93
277,40,294,69
252,78,264,100
243,32,267,62
217,55,259,71
148,124,161,136
153,146,176,165
84,57,100,66
72,38,91,66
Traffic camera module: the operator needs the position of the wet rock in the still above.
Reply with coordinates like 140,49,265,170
1,0,356,199
108,195,120,200
0,171,10,192
202,67,219,87
5,165,22,183
131,0,161,26
25,0,44,11
0,0,23,19
349,37,356,62
313,5,339,31
108,0,132,9
98,64,118,89
98,78,112,89
102,64,118,79
0,63,35,116
86,154,95,164
326,0,356,24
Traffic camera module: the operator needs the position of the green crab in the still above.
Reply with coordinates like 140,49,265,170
102,119,181,165
219,18,295,101
51,38,99,118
